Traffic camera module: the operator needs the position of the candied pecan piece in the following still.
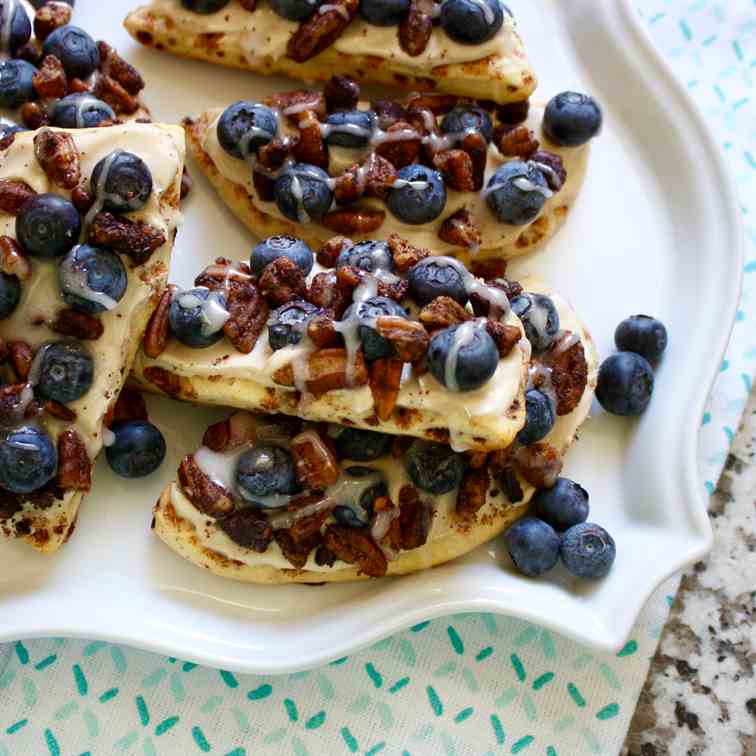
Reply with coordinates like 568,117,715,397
333,164,365,206
88,212,165,265
291,110,328,170
369,358,402,422
498,465,524,503
323,208,386,236
460,131,487,191
372,100,407,130
178,455,235,518
438,208,482,249
194,258,253,291
362,153,398,200
110,387,148,426
432,149,475,192
469,258,507,281
288,505,329,546
259,257,306,307
8,341,33,381
32,55,67,99
291,430,340,489
514,443,563,489
323,524,387,577
406,106,442,162
0,236,31,280
398,485,431,550
484,321,521,358
224,282,269,354
254,136,296,201
57,430,91,491
375,121,421,169
273,348,368,394
286,0,358,63
203,411,260,452
530,150,567,192
20,102,49,130
316,236,352,268
307,313,340,348
324,75,359,112
142,286,174,359
34,129,80,190
269,90,326,122
496,100,530,125
306,271,352,318
70,185,94,213
456,465,490,520
34,3,72,40
399,0,433,56
274,528,322,569
68,77,90,94
51,308,103,340
93,74,139,115
493,124,539,159
315,545,337,566
202,419,231,452
97,41,145,95
374,316,430,362
542,333,588,415
387,233,430,272
220,508,272,551
44,400,76,422
419,296,471,332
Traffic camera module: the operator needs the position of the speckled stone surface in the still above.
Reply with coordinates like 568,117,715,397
623,391,756,755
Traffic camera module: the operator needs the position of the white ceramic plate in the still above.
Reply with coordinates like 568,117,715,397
0,0,741,672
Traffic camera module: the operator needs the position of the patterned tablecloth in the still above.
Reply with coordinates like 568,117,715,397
1,2,754,754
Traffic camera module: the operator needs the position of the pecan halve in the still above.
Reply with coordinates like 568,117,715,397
202,419,231,452
362,153,398,200
88,212,165,265
269,90,326,122
258,257,307,307
514,443,563,489
323,524,387,577
484,320,521,358
224,281,269,354
307,313,340,348
254,136,296,201
8,341,33,381
34,3,72,40
97,41,145,95
20,102,49,130
542,332,588,415
438,208,482,249
34,129,80,189
291,109,328,170
323,208,386,236
220,508,272,552
51,308,103,340
419,296,471,332
460,131,487,191
375,122,421,169
70,185,94,213
493,124,539,159
306,271,352,318
93,74,139,115
399,0,434,56
286,0,358,63
178,454,235,518
374,316,430,362
369,358,403,422
387,233,430,272
32,55,67,100
274,528,322,569
316,236,352,268
333,164,365,206
469,258,508,282
0,236,31,280
273,348,368,395
324,75,360,112
142,286,174,359
432,150,475,192
44,399,76,422
57,430,91,491
456,464,490,520
398,485,432,549
291,430,340,489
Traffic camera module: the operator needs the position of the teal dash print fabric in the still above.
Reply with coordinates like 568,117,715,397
1,2,755,754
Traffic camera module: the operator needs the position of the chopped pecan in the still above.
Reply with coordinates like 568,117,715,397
274,528,322,569
273,348,368,394
460,131,487,191
178,454,235,518
258,257,306,307
180,168,193,199
456,465,490,520
220,508,272,551
34,3,72,40
44,400,76,422
291,430,340,489
254,136,296,201
407,94,465,115
109,387,148,426
542,333,588,415
286,0,358,63
432,149,475,192
287,503,329,545
468,281,514,318
88,212,165,265
469,258,507,282
8,341,33,381
387,233,430,272
374,316,430,362
530,150,567,192
268,90,326,122
361,153,398,200
306,271,352,318
93,74,139,115
419,296,471,332
323,524,387,577
51,308,103,340
406,106,442,163
202,419,230,452
315,544,337,566
496,100,530,125
369,358,402,421
206,411,260,450
324,75,359,112
372,100,407,130
438,208,482,249
493,124,539,159
70,185,94,213
316,236,352,268
514,443,563,489
194,258,253,291
142,286,174,359
323,208,385,236
307,313,340,348
97,41,145,95
32,55,67,99
375,122,421,169
333,164,365,206
68,77,91,94
20,102,49,130
399,0,433,56
34,129,80,189
291,110,328,170
498,465,524,503
224,281,269,354
398,485,431,549
57,430,91,491
484,321,521,358
0,236,31,280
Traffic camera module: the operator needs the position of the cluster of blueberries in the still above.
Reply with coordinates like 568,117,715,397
185,0,510,47
218,91,602,227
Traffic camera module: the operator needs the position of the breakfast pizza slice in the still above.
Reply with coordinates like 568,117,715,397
125,0,536,105
150,277,597,583
0,121,185,551
182,79,601,261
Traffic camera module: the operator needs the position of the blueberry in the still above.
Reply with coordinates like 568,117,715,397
91,151,153,213
543,92,602,147
106,421,167,479
59,244,127,314
0,118,25,142
0,0,31,54
169,287,228,349
439,0,503,44
595,352,654,416
324,109,376,148
427,322,499,392
270,0,317,20
407,256,469,306
343,295,408,361
0,60,36,108
505,517,560,577
16,193,81,259
510,293,560,353
43,25,100,79
51,93,115,129
268,300,320,351
332,466,387,528
0,272,21,319
386,165,447,225
0,426,57,494
36,341,94,404
486,160,550,225
331,426,392,461
560,522,616,578
336,240,393,273
274,164,334,224
30,0,74,6
614,315,668,363
359,0,409,26
235,445,299,506
533,478,589,532
440,106,494,143
406,440,466,494
180,0,231,11
250,235,314,276
217,101,278,159
517,388,555,445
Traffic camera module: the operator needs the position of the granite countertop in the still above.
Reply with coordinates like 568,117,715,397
623,392,756,754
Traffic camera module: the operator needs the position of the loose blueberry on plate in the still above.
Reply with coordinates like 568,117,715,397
91,151,153,213
336,240,393,273
614,315,668,363
274,164,334,224
343,296,408,361
59,244,128,314
596,352,654,416
407,440,466,494
217,101,278,159
439,0,504,44
332,426,392,461
0,60,37,108
324,109,376,148
0,272,21,319
543,92,602,147
235,445,299,505
408,256,468,306
180,0,231,12
517,388,555,445
332,467,388,528
486,160,551,225
428,322,499,392
51,93,115,129
268,300,320,351
0,426,57,494
43,25,100,79
440,106,494,143
16,193,81,259
359,0,409,26
386,165,447,225
169,287,228,349
270,0,318,20
533,478,589,532
0,0,31,54
250,235,314,276
510,292,560,353
505,517,561,577
36,341,94,404
106,421,167,479
560,522,616,578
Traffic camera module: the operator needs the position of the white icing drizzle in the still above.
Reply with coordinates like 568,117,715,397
392,178,429,191
512,176,553,198
444,319,476,392
371,505,400,561
467,0,495,25
176,287,230,337
318,3,350,20
82,149,121,234
27,344,51,386
194,445,248,492
101,427,116,447
59,247,120,311
431,256,511,318
73,95,105,129
267,494,334,531
288,170,310,224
